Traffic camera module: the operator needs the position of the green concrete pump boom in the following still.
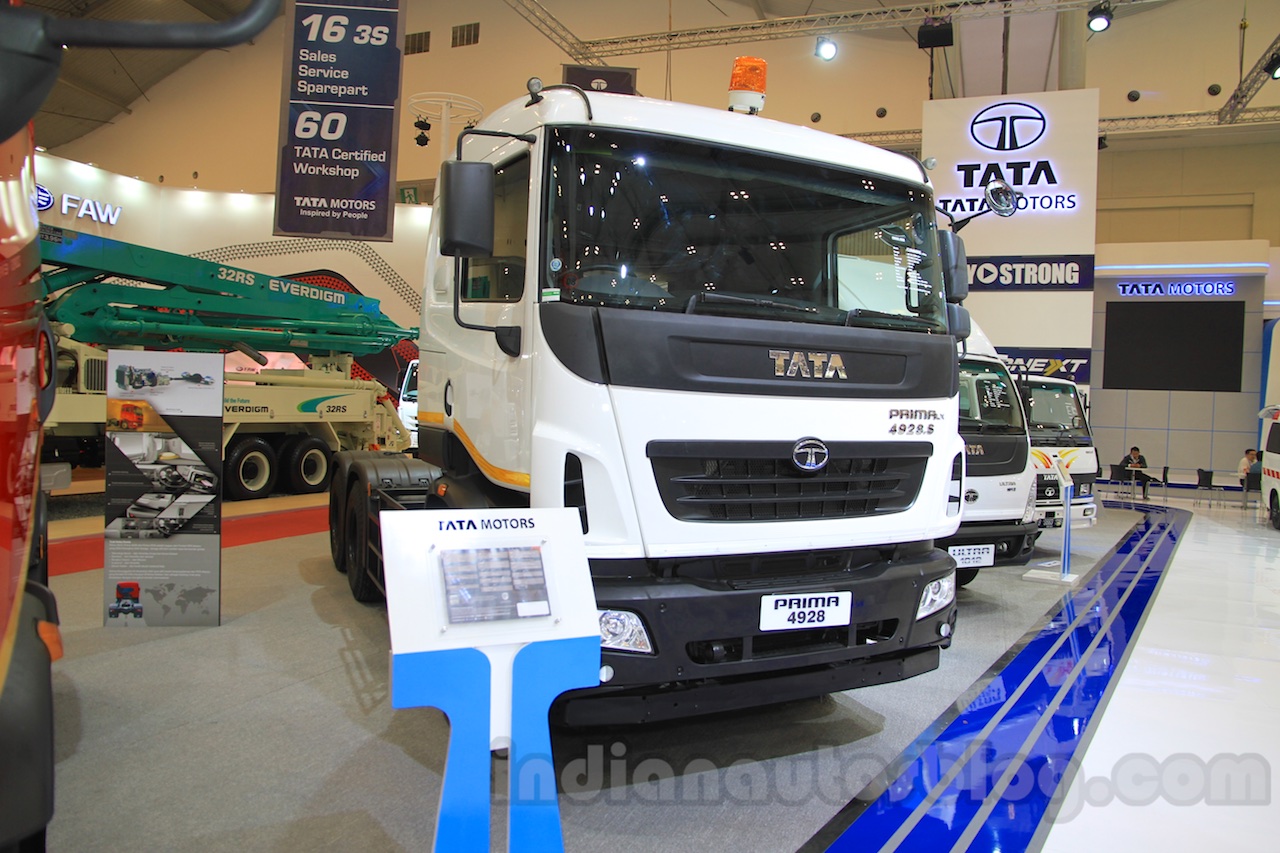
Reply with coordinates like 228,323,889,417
39,225,417,356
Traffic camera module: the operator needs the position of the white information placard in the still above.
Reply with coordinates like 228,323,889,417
381,508,598,746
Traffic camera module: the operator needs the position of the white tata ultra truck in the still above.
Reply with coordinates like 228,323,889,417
1020,373,1099,528
936,327,1038,586
331,72,983,725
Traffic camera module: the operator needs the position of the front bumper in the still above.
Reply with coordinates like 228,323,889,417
557,546,957,725
936,519,1041,567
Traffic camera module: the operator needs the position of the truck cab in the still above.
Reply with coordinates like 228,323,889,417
334,80,977,724
397,359,418,450
1020,373,1098,528
936,325,1038,586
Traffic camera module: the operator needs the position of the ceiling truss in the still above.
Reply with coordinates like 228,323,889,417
846,106,1280,152
513,0,1172,59
1218,31,1280,124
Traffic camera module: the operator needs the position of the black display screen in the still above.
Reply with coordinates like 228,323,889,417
1103,300,1244,392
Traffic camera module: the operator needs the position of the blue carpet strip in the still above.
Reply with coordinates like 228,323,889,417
801,502,1190,853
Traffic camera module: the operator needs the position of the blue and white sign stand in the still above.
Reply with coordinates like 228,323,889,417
381,508,601,853
1024,460,1081,584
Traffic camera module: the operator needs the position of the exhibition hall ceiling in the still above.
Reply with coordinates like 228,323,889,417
24,0,1279,153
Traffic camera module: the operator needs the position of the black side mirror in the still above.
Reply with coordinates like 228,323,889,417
938,231,968,303
947,303,971,341
440,160,495,257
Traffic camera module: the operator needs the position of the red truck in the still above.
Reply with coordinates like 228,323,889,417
0,2,279,847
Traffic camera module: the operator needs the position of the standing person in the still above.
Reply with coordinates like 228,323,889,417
1238,449,1257,486
1122,446,1157,500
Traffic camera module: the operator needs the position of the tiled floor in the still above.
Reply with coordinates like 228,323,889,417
1039,497,1280,851
41,491,1280,851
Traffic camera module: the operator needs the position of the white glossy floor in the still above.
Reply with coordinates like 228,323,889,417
1041,494,1280,850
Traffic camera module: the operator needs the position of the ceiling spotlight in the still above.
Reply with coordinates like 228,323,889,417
815,37,838,61
1087,2,1113,33
415,131,430,147
1265,53,1280,80
413,116,432,132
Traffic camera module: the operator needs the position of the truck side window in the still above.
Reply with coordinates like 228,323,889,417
463,154,530,303
1267,423,1280,455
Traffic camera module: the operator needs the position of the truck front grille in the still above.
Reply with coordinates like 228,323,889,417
648,440,929,522
84,358,107,393
1036,473,1060,502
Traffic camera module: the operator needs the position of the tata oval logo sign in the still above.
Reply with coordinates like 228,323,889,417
791,438,830,473
35,185,54,212
970,102,1047,152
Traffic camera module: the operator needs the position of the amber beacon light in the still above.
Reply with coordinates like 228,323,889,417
728,56,768,114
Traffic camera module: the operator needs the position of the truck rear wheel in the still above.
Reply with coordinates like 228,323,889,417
345,481,382,602
281,435,331,495
225,436,278,501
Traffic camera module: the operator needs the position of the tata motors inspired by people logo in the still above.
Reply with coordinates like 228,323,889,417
939,99,1077,219
969,102,1047,151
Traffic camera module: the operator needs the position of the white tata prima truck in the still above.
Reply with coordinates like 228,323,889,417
936,325,1038,585
331,69,985,724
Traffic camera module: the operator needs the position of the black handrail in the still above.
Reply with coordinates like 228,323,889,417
43,0,282,49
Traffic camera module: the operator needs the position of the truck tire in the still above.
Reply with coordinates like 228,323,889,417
281,435,331,495
1271,493,1280,531
224,436,278,501
329,470,347,574
957,567,980,587
345,481,382,602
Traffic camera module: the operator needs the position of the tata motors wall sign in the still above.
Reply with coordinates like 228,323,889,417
1116,279,1237,297
275,0,405,241
923,90,1099,290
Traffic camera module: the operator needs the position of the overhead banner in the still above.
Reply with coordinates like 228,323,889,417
923,90,1099,285
275,0,405,241
104,352,224,627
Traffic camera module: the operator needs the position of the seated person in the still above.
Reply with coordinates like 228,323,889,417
1121,446,1159,499
1238,449,1258,486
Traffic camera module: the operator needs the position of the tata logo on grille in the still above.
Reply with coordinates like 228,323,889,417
970,102,1047,151
769,349,848,379
792,438,830,472
965,489,980,504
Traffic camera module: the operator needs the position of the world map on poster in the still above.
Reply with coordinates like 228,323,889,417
144,583,219,620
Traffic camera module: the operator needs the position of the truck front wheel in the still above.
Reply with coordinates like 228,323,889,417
957,568,980,587
281,435,331,495
1271,493,1280,531
225,436,278,501
345,482,382,602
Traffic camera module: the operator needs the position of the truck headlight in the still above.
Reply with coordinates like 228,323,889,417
1022,483,1038,524
916,573,956,620
598,609,654,654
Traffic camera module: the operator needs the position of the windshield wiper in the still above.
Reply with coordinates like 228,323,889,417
684,291,819,315
844,307,935,331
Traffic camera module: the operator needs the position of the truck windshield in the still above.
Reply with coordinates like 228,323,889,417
542,126,946,333
959,359,1025,434
1024,379,1091,442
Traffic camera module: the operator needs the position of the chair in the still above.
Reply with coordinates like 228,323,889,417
1194,469,1220,507
1243,471,1262,508
1108,463,1137,502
